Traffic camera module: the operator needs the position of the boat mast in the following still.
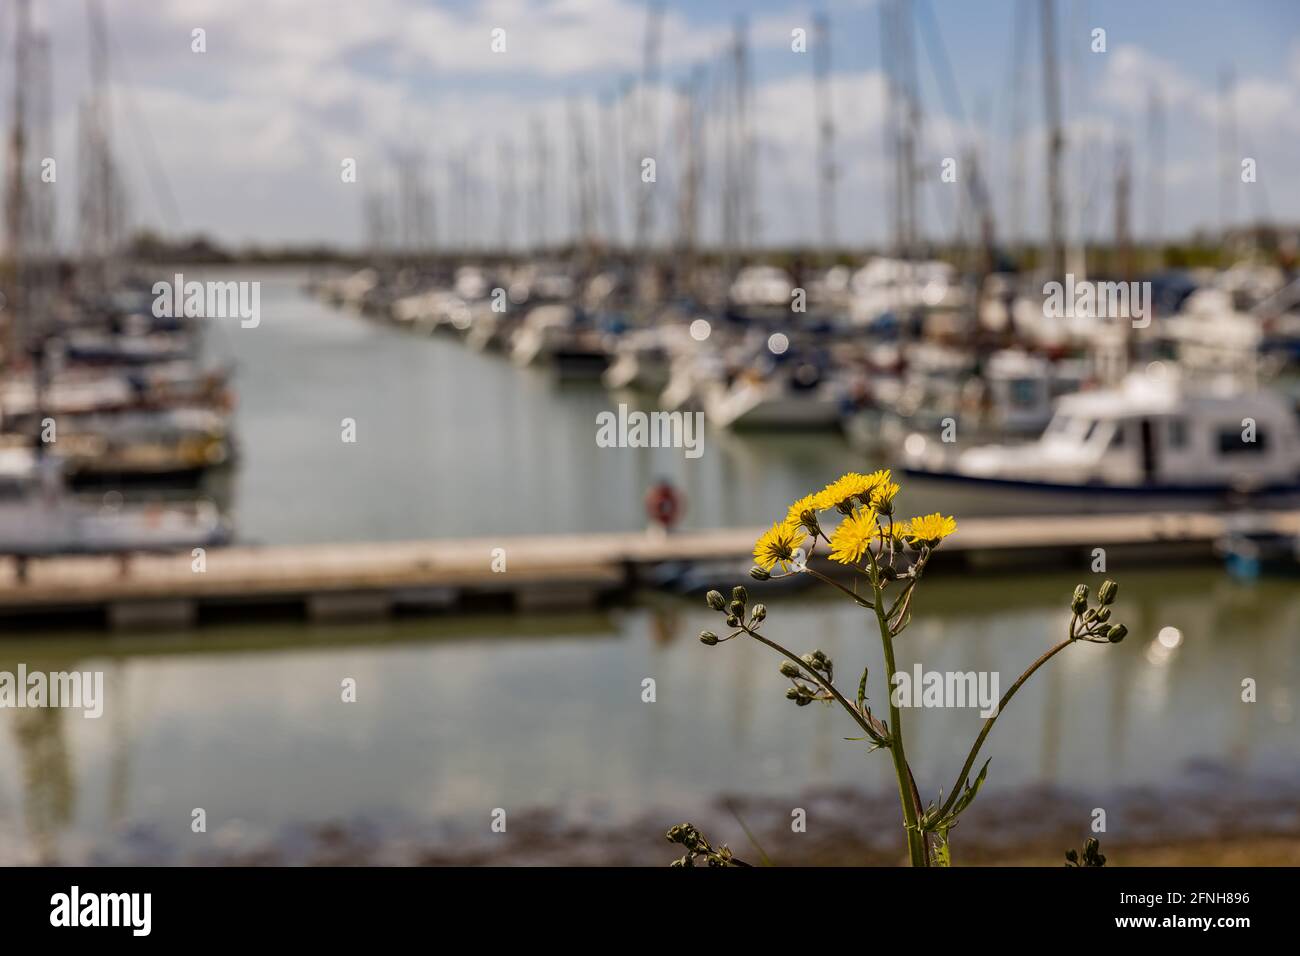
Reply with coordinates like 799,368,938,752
882,0,920,319
80,0,119,296
530,118,548,255
4,0,31,369
567,95,596,260
1146,86,1165,269
633,0,664,258
1114,140,1135,374
813,12,836,252
1006,0,1029,262
673,69,703,283
1040,0,1065,280
598,88,623,251
497,136,516,255
1217,66,1236,255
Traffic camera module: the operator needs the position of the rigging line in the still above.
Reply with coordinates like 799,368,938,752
104,26,183,233
1235,128,1272,225
916,0,968,133
914,0,967,246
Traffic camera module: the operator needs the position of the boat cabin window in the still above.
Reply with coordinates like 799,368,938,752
1166,417,1188,449
1009,379,1038,406
1217,426,1268,455
1045,415,1073,436
1045,415,1100,443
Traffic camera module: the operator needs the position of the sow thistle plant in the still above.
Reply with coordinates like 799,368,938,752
675,470,1127,868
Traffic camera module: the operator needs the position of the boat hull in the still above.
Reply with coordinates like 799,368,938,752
902,467,1300,515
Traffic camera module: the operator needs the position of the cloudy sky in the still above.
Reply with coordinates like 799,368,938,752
15,0,1300,251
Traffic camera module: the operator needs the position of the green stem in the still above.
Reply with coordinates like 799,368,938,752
870,563,927,867
936,636,1074,819
741,626,882,744
805,567,874,608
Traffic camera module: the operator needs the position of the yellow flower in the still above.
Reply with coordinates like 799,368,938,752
828,507,879,565
862,468,892,489
754,521,808,572
906,513,957,546
785,494,821,532
814,471,887,513
870,480,900,512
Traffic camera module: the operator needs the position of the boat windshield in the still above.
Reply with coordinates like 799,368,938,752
1043,414,1095,442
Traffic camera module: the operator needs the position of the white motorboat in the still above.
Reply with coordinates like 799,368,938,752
703,370,845,429
701,346,846,430
601,326,689,393
902,370,1300,512
0,447,231,556
509,305,609,378
848,257,965,326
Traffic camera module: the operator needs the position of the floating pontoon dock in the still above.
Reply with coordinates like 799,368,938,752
1,510,1296,628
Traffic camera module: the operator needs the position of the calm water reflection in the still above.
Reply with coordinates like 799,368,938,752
1,567,1295,861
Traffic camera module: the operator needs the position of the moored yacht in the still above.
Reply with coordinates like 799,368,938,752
902,370,1300,512
601,326,690,393
701,346,846,430
0,447,231,556
509,305,610,380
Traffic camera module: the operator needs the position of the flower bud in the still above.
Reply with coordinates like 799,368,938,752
779,661,801,678
1071,584,1089,615
731,586,748,606
728,600,745,616
1098,580,1118,605
749,566,771,581
751,603,767,623
1106,624,1128,643
785,687,801,700
706,590,726,611
1096,607,1111,622
666,823,699,847
699,631,719,646
726,614,740,628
